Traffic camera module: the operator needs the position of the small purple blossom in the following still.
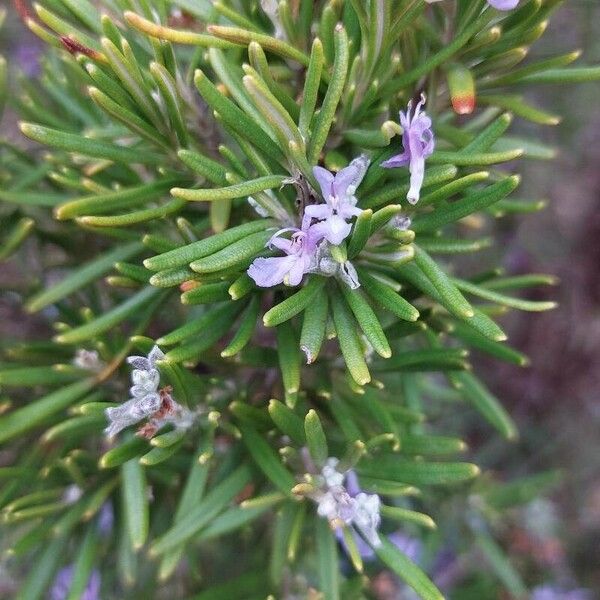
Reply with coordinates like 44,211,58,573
531,586,593,600
49,566,101,600
309,155,369,245
425,0,519,10
105,345,164,437
488,0,519,9
382,96,434,204
247,218,321,287
97,502,114,537
314,458,382,549
247,155,368,288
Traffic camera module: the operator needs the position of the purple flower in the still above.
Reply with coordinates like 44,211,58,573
49,566,101,600
105,345,164,437
247,218,321,287
97,502,114,537
382,96,434,204
488,0,519,9
316,459,382,549
309,155,369,245
247,155,369,288
425,0,519,10
531,586,593,600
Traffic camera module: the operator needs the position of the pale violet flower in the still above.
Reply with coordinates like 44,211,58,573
62,484,82,505
50,566,101,600
352,491,382,547
247,218,320,287
130,368,160,399
425,0,519,9
104,391,161,438
97,502,114,537
321,457,346,488
104,345,164,438
382,96,434,204
531,586,593,600
313,457,382,548
247,155,370,288
488,0,519,8
126,344,165,371
310,155,369,245
73,349,103,372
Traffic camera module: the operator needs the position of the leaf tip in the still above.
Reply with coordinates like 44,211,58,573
301,345,315,364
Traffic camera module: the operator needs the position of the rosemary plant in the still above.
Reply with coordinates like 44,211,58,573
0,1,598,598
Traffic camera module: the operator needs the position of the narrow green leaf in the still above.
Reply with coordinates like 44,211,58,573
221,295,260,357
401,434,467,456
152,465,253,554
429,149,523,166
124,11,235,48
519,66,600,84
276,321,301,402
121,459,149,549
268,399,306,445
357,457,480,485
181,281,231,305
158,302,242,346
300,288,329,364
453,277,557,311
299,38,324,136
54,287,163,344
88,86,171,150
77,198,186,227
308,24,349,164
412,176,521,233
172,175,286,202
264,276,327,327
452,372,518,440
413,246,474,319
243,70,304,153
305,409,328,466
339,282,391,359
56,179,178,220
194,69,284,164
315,517,340,600
19,122,161,164
474,532,528,598
99,437,148,469
372,348,468,372
177,149,228,185
0,379,94,444
375,537,444,600
380,506,436,529
145,220,274,271
16,535,66,600
347,209,373,258
66,527,98,600
330,287,371,386
357,270,419,322
240,425,295,495
150,61,189,146
448,320,529,366
189,229,273,274
207,25,310,67
140,441,184,466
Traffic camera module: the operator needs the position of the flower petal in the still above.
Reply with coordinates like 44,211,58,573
488,0,519,9
247,255,297,287
313,166,335,198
